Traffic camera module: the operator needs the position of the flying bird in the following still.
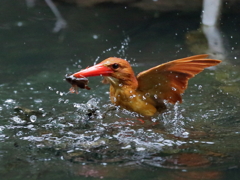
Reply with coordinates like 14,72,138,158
69,54,221,117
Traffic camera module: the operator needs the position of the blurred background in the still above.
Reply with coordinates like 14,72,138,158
0,0,240,179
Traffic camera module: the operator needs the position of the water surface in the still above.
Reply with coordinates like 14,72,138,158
1,1,240,180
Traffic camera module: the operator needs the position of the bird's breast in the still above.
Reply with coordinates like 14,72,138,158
109,85,157,116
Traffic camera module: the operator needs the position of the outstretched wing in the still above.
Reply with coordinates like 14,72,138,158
137,54,221,104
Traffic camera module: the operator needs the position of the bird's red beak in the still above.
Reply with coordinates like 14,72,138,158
73,64,113,78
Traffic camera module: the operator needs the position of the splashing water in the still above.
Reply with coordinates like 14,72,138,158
93,36,131,65
116,36,130,58
162,103,187,137
73,98,103,120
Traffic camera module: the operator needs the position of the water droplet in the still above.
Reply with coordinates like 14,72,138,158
34,99,42,103
172,87,177,91
64,99,69,104
101,163,107,166
206,142,214,144
145,93,150,97
16,131,23,136
12,116,25,124
0,126,5,132
182,131,189,136
121,145,131,149
17,22,23,27
30,115,37,122
92,34,98,39
136,147,146,151
27,125,34,129
58,98,64,103
162,140,174,146
5,99,16,104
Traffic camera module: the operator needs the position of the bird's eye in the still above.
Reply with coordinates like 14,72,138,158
112,63,119,69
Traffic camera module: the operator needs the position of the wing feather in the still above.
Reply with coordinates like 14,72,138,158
137,54,221,104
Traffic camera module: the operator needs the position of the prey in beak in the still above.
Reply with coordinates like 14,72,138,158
65,74,90,94
66,63,114,94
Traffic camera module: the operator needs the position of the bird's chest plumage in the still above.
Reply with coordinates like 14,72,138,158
110,86,134,106
109,85,157,116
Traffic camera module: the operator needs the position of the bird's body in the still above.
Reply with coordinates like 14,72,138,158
108,80,162,116
71,55,221,117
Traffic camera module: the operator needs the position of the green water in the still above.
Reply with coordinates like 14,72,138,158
1,1,240,179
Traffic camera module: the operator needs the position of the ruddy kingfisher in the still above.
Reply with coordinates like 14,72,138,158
67,54,221,117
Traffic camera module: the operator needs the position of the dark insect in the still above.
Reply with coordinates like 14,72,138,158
65,74,91,94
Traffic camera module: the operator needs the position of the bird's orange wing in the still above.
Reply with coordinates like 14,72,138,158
137,54,221,104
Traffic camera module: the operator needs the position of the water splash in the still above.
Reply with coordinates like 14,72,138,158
73,98,103,120
162,103,187,137
93,36,130,65
116,36,130,58
113,126,186,154
3,99,17,109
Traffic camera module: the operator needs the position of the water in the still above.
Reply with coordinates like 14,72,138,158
1,1,240,179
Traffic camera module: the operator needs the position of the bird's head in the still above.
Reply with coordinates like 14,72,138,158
72,57,137,87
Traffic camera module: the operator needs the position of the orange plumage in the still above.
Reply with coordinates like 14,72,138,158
71,54,221,117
